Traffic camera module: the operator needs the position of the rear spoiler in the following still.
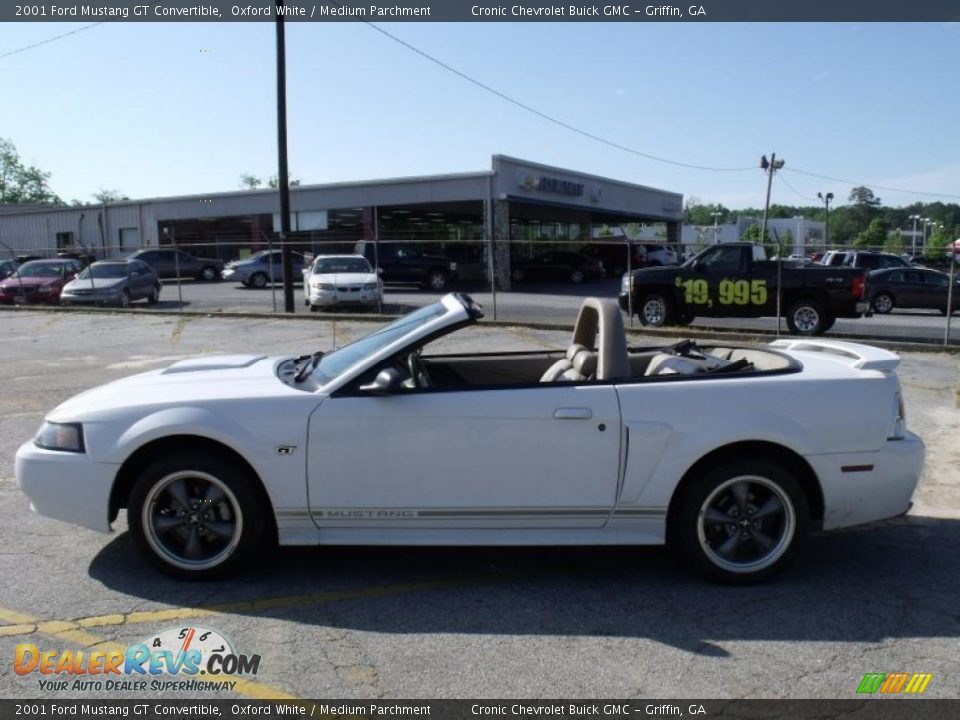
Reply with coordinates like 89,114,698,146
769,339,901,371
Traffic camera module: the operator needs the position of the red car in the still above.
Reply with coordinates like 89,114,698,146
0,259,81,305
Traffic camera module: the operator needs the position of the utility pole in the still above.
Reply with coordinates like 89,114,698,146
710,210,722,245
276,5,294,313
759,154,784,252
817,191,834,247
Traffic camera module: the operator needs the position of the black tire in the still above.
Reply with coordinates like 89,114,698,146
250,272,268,289
147,285,160,305
637,293,674,327
786,299,827,336
424,269,448,291
199,266,219,282
675,313,695,326
871,292,894,314
570,268,586,284
128,451,270,580
309,304,320,313
117,290,131,309
672,458,809,584
511,268,525,283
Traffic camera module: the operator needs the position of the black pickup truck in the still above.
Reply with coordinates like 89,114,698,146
618,242,868,336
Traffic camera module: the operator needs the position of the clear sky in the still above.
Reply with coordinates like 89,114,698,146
2,21,958,209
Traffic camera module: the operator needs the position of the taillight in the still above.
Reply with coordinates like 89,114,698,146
852,274,865,300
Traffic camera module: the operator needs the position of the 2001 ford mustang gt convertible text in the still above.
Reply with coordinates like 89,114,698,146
16,293,924,582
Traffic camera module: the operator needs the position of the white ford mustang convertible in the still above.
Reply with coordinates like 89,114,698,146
17,294,924,582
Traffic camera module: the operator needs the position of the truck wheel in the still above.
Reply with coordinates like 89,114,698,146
675,313,695,326
672,458,809,584
786,300,826,336
638,293,674,327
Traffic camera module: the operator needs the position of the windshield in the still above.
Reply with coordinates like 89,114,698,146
15,263,66,278
78,264,128,279
312,303,447,384
313,258,372,274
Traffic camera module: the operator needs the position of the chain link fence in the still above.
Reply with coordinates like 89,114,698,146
0,235,957,346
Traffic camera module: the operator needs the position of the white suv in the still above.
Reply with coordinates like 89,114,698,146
642,243,680,266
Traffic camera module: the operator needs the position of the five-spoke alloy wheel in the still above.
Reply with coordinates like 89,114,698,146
673,458,808,583
129,452,269,579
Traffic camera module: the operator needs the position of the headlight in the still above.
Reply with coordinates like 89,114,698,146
449,262,458,271
34,421,85,453
315,283,335,291
37,285,55,294
363,282,378,291
621,274,632,293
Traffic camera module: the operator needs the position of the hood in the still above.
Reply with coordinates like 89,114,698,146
47,353,296,422
631,265,682,280
0,275,62,288
63,277,125,292
309,272,377,285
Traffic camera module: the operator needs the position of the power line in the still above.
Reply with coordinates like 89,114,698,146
361,22,755,173
785,166,960,201
0,23,104,61
776,173,818,203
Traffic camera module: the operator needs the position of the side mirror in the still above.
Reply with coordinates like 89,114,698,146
358,367,402,396
691,259,702,272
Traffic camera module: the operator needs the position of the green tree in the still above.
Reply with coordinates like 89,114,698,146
848,186,882,232
0,139,61,205
884,228,905,255
92,188,128,203
853,218,888,249
239,174,262,190
924,225,951,260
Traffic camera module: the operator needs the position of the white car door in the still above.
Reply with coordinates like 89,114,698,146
307,385,621,529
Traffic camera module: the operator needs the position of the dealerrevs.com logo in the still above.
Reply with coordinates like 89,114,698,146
15,626,261,693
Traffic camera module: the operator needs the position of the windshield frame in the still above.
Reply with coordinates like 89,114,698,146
309,294,477,392
311,257,374,275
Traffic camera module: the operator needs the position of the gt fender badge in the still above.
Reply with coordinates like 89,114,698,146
275,445,297,456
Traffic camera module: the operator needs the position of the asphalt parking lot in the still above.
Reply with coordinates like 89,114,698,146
0,310,958,700
130,277,960,346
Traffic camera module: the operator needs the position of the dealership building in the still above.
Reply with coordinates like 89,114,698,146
0,156,682,287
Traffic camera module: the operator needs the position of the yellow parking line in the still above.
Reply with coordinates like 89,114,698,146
0,573,513,698
0,574,507,639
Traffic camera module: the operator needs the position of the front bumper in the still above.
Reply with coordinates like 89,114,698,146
15,440,118,533
61,293,123,305
810,431,925,531
618,292,631,311
308,288,381,307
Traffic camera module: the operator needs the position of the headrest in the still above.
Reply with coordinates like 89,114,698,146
572,349,598,377
566,343,588,361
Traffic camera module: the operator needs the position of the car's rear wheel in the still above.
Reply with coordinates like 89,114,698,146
673,459,808,583
570,269,585,284
199,266,219,282
872,292,894,314
511,268,525,283
637,293,674,327
425,270,448,291
128,452,269,580
786,299,826,336
250,272,268,289
117,290,131,309
147,286,160,305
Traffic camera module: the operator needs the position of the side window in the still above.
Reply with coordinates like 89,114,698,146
395,246,417,259
923,272,948,287
699,246,742,272
903,271,922,284
888,271,903,283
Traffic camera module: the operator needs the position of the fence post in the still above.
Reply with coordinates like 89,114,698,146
168,227,183,312
945,252,956,346
625,238,634,329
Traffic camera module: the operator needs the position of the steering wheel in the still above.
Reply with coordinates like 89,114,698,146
407,349,432,388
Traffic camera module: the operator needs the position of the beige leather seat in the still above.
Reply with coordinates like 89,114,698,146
540,343,588,382
541,298,629,382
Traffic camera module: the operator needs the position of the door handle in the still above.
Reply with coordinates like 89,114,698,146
553,407,593,420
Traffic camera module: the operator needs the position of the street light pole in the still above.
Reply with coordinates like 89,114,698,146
909,214,921,256
759,154,784,252
710,211,721,245
922,217,931,250
793,215,804,256
817,192,834,247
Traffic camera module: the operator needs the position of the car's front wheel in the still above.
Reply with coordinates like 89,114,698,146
128,452,270,580
424,270,448,291
637,293,674,327
673,459,808,583
250,272,268,289
147,285,160,305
